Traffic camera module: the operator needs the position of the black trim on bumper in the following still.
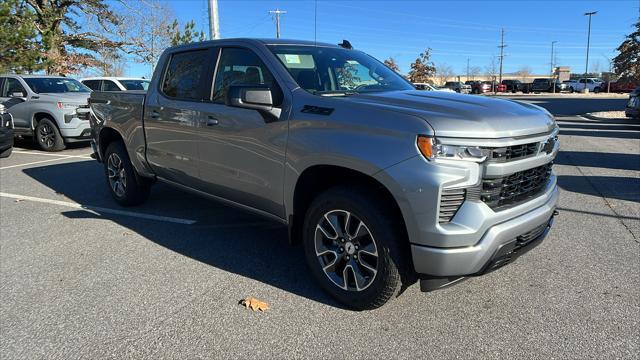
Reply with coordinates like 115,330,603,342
419,210,557,292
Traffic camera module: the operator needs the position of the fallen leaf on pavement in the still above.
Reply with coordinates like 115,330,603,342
239,297,269,312
14,199,23,203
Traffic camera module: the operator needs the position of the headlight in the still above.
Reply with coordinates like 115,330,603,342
417,136,488,162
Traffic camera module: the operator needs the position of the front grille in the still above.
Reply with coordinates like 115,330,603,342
488,142,539,162
481,163,552,210
439,188,466,223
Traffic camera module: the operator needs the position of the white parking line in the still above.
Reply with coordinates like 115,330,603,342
13,150,93,158
0,192,197,225
0,153,92,170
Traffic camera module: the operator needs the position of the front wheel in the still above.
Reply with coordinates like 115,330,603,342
35,118,65,152
594,87,601,93
303,186,404,310
104,141,151,206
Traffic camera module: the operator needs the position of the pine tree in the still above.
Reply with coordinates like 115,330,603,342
0,0,42,73
613,20,640,84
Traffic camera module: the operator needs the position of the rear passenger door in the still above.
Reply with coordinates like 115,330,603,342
144,48,216,187
193,46,289,218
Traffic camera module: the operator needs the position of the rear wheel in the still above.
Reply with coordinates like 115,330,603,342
303,186,403,310
104,141,151,206
35,118,65,152
594,87,601,93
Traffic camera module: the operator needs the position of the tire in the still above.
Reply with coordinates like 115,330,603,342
302,186,404,310
569,87,574,93
103,141,151,206
0,146,12,158
594,87,601,93
35,118,65,152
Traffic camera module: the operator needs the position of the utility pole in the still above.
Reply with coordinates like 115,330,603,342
583,11,597,93
269,9,287,39
498,28,506,85
551,41,557,93
208,0,220,40
466,58,470,81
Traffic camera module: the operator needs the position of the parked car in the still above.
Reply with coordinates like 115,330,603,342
89,38,559,310
0,75,91,151
530,78,568,93
81,77,151,92
413,83,455,92
564,78,603,93
465,80,491,94
609,81,638,93
443,81,472,93
501,79,529,93
0,103,14,158
626,87,640,119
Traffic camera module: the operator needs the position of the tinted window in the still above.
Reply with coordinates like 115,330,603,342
212,48,276,103
23,78,90,93
162,49,209,100
82,80,101,91
3,78,26,97
103,80,121,91
119,79,150,91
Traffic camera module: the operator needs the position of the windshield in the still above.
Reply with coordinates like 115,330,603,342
268,45,414,95
119,79,150,91
23,78,90,94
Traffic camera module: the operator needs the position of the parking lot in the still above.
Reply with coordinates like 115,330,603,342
0,95,638,358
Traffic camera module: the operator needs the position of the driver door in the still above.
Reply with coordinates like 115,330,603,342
193,46,288,218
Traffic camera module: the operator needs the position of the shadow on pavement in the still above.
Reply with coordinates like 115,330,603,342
22,160,341,309
14,137,91,151
559,123,640,131
558,175,640,203
559,130,640,140
556,151,640,171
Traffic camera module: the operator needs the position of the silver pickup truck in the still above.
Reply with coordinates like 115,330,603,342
89,39,559,310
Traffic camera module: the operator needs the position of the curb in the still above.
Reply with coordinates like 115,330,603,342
582,113,639,122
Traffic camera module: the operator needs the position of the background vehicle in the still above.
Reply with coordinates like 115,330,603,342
443,81,471,93
413,83,455,92
465,80,491,94
530,78,568,93
501,79,529,93
0,103,14,158
0,75,91,151
626,87,640,119
609,81,638,93
81,77,150,91
89,38,559,310
565,78,603,93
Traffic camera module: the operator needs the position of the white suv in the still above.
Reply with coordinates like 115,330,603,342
565,78,603,93
80,77,150,92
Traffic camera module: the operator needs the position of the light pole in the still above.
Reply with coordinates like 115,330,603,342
551,41,557,93
583,11,597,93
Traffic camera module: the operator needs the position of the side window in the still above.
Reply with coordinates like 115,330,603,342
102,80,121,91
82,80,101,91
212,48,276,103
4,78,26,97
162,49,209,100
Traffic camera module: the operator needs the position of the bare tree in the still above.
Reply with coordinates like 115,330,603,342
436,63,454,85
485,56,498,82
515,66,533,82
384,57,401,73
469,66,482,80
590,60,602,75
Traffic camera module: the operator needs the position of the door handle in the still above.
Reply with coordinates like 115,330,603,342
206,116,219,126
150,111,160,119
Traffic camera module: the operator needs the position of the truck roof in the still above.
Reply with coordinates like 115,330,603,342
168,38,340,52
0,74,67,79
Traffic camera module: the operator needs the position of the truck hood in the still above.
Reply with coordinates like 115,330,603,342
345,90,555,138
37,92,90,105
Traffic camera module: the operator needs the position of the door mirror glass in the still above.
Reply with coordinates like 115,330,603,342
11,92,25,98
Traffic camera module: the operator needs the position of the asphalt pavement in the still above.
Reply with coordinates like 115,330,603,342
0,95,638,359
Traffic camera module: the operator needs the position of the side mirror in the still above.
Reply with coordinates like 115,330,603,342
225,85,281,119
11,92,25,98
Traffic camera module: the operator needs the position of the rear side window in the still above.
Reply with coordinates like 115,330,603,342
162,49,209,100
102,80,121,91
212,48,276,103
82,80,101,91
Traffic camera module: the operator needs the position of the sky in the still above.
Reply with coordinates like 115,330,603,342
125,0,639,78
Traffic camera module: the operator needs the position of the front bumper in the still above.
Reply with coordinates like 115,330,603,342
411,184,558,277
